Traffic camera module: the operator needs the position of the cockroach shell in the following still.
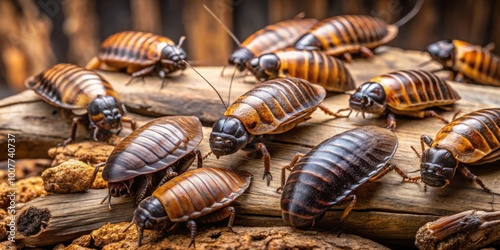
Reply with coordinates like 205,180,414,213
152,167,252,222
369,70,460,111
281,126,398,227
224,78,326,135
294,15,398,56
96,31,176,67
432,108,500,164
451,40,500,86
102,116,203,182
25,63,120,113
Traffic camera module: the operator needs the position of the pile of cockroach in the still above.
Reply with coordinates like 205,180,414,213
9,0,500,248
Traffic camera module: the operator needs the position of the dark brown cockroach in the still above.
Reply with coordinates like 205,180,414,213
349,70,460,130
294,0,424,62
426,39,500,86
209,77,347,185
126,167,252,247
414,108,500,196
85,31,187,88
101,116,203,209
228,18,318,72
25,63,136,145
247,48,356,92
278,126,412,231
203,5,318,73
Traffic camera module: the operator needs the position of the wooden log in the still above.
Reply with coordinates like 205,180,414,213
2,47,500,247
14,189,134,248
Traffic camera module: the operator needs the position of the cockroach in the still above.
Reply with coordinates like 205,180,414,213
126,167,252,247
209,77,347,185
247,48,356,92
25,63,136,145
425,39,500,86
101,116,203,209
294,0,424,62
349,70,460,130
85,31,187,88
203,4,318,73
414,108,500,196
278,126,414,231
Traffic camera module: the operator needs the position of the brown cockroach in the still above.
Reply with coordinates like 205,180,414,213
126,167,252,247
349,70,460,130
101,116,203,209
247,48,356,92
25,63,136,145
414,108,500,196
294,0,424,62
204,4,318,73
209,77,347,185
279,126,414,231
426,39,500,86
85,31,187,88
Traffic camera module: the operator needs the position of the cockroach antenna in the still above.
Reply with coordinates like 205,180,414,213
182,59,228,110
203,4,241,47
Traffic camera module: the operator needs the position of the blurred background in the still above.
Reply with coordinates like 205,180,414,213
0,0,499,98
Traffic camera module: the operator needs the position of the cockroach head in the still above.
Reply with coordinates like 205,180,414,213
427,40,455,68
247,53,280,81
349,82,386,115
420,147,458,188
161,45,188,69
132,196,171,246
209,117,249,158
88,95,123,131
108,179,134,198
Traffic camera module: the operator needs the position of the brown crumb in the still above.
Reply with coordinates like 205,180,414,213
0,177,47,210
41,159,95,193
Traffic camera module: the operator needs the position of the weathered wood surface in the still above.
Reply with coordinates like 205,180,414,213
2,47,500,247
15,189,134,248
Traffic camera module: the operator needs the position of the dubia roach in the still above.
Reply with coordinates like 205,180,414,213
294,0,424,62
228,18,318,72
128,167,252,247
86,31,187,88
416,108,500,195
349,70,460,130
101,116,203,209
247,48,356,92
209,78,346,185
426,39,500,86
279,126,412,231
25,63,136,144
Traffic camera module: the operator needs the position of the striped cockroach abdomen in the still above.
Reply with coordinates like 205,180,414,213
247,48,355,92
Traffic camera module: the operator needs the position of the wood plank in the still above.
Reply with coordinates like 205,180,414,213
3,47,500,247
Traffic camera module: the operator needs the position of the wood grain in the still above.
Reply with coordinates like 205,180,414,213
3,47,500,247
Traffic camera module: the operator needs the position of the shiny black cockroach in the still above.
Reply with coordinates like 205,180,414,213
349,70,460,130
101,116,203,210
86,31,187,88
278,125,414,232
126,167,252,247
209,77,347,185
25,63,136,145
247,48,356,92
294,0,424,62
425,39,500,86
